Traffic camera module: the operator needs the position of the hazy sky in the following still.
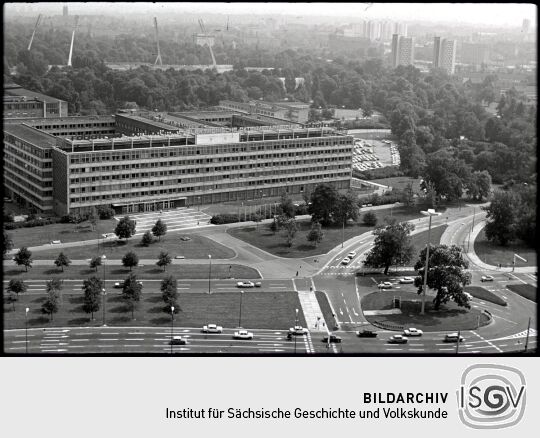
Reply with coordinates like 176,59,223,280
8,2,537,27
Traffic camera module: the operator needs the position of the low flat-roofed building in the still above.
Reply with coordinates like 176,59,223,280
4,85,68,119
4,115,116,138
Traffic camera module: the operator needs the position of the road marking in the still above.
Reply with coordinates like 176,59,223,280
438,348,454,351
71,339,90,342
7,347,26,350
98,338,119,341
471,331,503,352
41,349,67,352
97,345,115,348
10,340,27,344
385,348,403,351
123,344,141,347
128,332,145,335
409,348,425,351
125,338,144,341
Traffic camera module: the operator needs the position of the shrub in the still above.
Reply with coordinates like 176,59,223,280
210,214,240,225
363,211,378,226
3,217,62,230
97,206,115,220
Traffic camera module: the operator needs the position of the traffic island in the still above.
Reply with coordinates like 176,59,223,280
361,290,491,332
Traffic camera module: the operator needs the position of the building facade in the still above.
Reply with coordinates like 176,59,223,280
433,37,457,74
392,34,414,67
4,84,68,119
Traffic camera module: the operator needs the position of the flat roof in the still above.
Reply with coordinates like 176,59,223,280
4,115,115,125
4,124,58,149
4,87,66,104
116,113,181,131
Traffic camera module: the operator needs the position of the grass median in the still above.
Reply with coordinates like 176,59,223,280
474,229,536,268
465,286,508,306
3,291,306,330
507,284,537,302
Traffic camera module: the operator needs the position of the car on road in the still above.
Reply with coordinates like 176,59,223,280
50,240,62,244
254,282,262,287
341,257,351,265
378,282,393,289
464,292,473,301
180,236,191,241
481,275,494,282
289,325,308,335
175,255,185,259
234,330,254,340
347,251,357,259
403,327,423,337
388,335,408,344
322,334,342,343
399,277,414,284
113,282,122,288
169,336,187,345
356,330,378,338
101,233,116,238
202,324,223,333
237,281,255,288
444,333,465,343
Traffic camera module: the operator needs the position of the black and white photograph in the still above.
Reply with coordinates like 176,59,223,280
1,2,536,357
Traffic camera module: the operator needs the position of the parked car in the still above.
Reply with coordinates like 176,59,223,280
399,277,414,284
174,255,185,259
180,236,191,241
403,328,423,337
481,275,494,282
289,326,308,335
237,281,255,288
341,257,351,265
388,335,408,344
356,330,378,338
113,282,122,288
101,233,116,238
234,330,254,340
378,282,392,289
50,240,62,244
202,324,223,333
347,251,357,259
169,336,187,345
322,334,342,343
254,282,262,287
444,333,465,343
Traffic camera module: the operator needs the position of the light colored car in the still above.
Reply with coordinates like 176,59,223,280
237,281,255,288
481,275,494,282
347,251,357,259
464,292,473,300
289,325,308,335
50,240,62,244
341,257,351,265
174,255,185,259
399,277,414,284
234,330,253,340
444,333,465,343
170,336,187,345
254,282,262,287
202,324,223,333
388,335,408,344
101,233,116,238
403,328,423,336
113,282,122,288
378,282,392,289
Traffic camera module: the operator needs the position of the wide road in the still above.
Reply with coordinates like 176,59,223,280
4,326,315,354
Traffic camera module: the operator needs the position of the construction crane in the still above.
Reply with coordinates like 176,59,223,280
27,14,42,51
67,15,79,67
153,17,163,66
198,18,217,70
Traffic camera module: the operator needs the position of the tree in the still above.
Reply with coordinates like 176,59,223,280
14,247,33,272
307,221,324,247
156,251,172,271
122,273,142,319
89,256,102,272
482,191,520,246
152,219,167,241
284,218,298,247
161,275,179,311
115,216,136,241
334,191,360,224
279,191,295,218
467,170,492,201
122,251,139,271
54,252,71,272
270,216,279,234
414,244,471,310
364,220,415,275
3,230,13,256
88,206,98,231
401,182,415,208
41,289,59,321
309,183,339,226
252,213,263,230
141,230,153,246
82,276,103,320
7,279,26,310
362,211,378,226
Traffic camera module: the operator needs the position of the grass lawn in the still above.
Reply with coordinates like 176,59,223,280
3,291,306,330
6,219,117,248
3,263,259,281
474,229,536,267
315,291,339,330
361,290,490,332
370,177,422,192
507,284,537,303
229,206,424,258
26,233,235,260
409,225,447,256
465,286,508,306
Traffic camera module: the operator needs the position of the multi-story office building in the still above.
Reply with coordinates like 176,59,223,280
459,42,490,67
433,37,457,74
219,100,310,124
6,116,116,138
391,34,414,67
51,127,353,215
4,84,69,119
393,22,408,37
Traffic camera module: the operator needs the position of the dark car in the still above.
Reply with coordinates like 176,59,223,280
169,336,187,345
322,334,342,343
356,330,378,338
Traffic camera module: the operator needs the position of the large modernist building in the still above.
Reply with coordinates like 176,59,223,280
4,83,69,119
218,100,310,124
4,99,353,216
391,34,414,67
433,37,457,74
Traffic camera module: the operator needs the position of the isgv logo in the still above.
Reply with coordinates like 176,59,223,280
457,364,526,429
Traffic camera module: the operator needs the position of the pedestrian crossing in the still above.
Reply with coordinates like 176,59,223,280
116,208,212,233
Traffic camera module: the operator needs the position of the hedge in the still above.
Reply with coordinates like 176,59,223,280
4,217,63,230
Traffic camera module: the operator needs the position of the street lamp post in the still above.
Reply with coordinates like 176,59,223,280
101,254,107,324
420,209,441,315
341,218,345,248
25,307,29,353
513,253,527,272
102,288,107,326
294,308,299,354
208,255,212,294
170,306,175,354
238,290,244,327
